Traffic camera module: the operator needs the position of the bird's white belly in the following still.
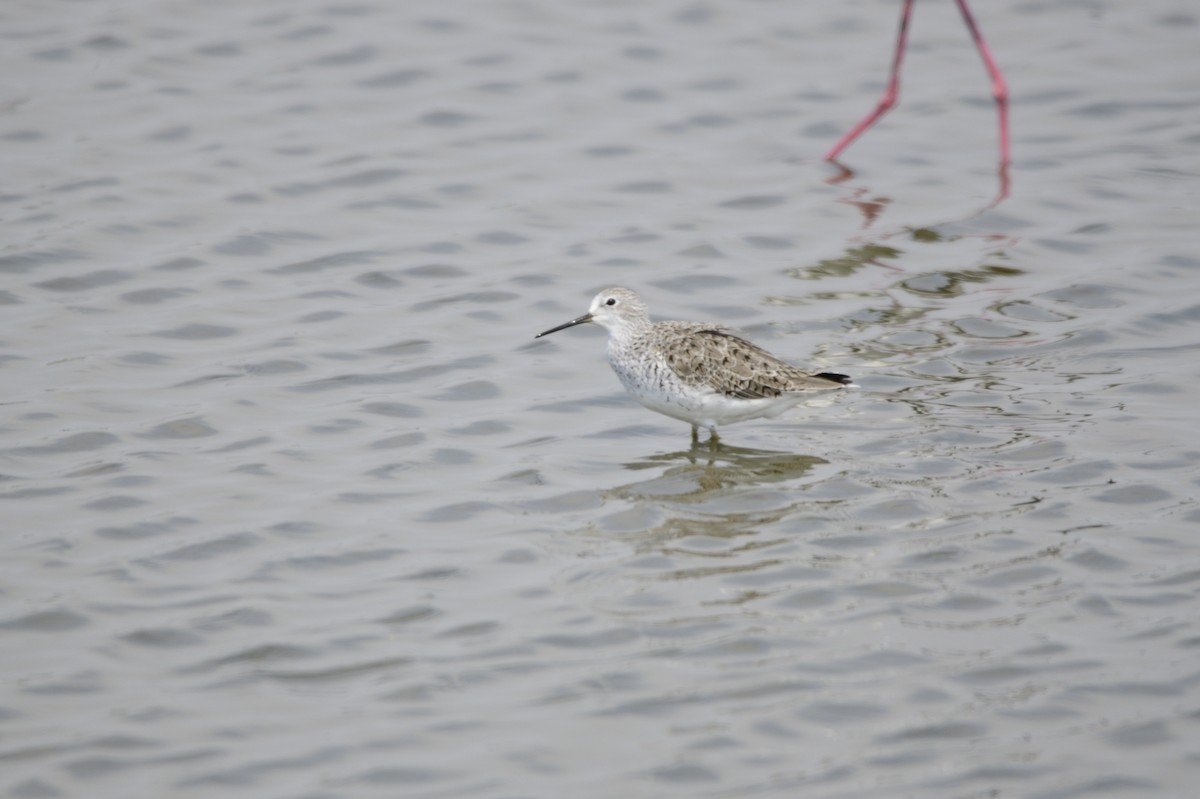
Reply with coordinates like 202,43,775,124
608,350,798,428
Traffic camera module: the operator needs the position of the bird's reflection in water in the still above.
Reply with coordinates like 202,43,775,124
593,442,832,554
615,441,828,501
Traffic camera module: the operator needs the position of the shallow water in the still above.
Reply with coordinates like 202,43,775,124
3,0,1200,797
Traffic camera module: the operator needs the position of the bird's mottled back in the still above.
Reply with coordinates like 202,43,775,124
647,323,849,399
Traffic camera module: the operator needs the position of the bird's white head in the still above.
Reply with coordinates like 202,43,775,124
585,287,649,333
535,287,650,339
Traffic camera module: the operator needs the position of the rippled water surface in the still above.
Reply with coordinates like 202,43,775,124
4,1,1200,797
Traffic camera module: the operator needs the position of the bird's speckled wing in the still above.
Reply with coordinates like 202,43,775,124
651,322,848,399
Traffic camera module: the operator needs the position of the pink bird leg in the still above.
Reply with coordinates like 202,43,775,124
954,0,1009,164
824,0,1010,166
824,0,914,162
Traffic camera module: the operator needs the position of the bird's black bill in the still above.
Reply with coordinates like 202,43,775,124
535,313,593,338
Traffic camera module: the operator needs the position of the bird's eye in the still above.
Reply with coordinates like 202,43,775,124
605,298,617,306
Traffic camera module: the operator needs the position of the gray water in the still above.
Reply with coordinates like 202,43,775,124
4,1,1200,797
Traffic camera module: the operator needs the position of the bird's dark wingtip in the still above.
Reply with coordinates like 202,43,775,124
815,372,854,386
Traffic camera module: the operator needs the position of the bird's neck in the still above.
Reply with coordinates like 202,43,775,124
606,319,651,349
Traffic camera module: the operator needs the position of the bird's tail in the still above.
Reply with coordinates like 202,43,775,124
815,372,854,387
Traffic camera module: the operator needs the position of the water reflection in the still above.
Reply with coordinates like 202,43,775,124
900,264,1024,300
783,243,903,281
827,159,1012,222
590,444,830,543
623,441,826,487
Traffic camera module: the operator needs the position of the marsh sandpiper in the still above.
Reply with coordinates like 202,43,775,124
536,287,852,443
